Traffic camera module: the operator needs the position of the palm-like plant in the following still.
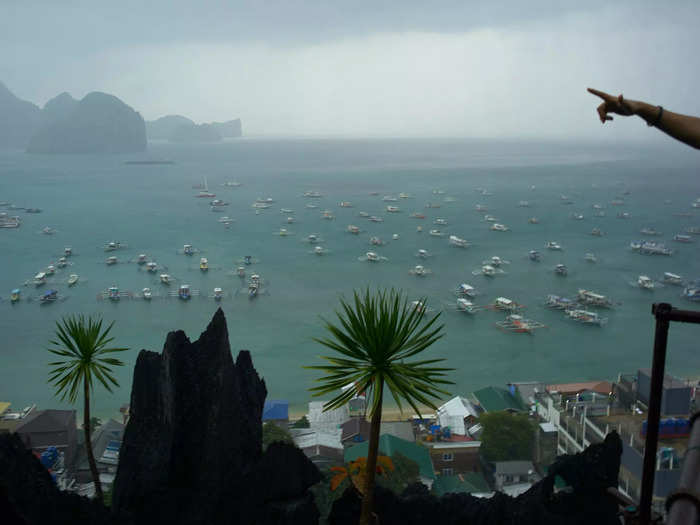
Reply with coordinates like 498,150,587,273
48,315,128,501
307,289,453,525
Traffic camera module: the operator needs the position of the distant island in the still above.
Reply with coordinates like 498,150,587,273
0,80,243,153
146,115,242,143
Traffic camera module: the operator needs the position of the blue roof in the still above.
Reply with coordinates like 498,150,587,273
12,289,20,294
263,399,289,421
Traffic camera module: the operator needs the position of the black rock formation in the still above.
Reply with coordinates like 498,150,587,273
328,432,623,525
27,92,146,154
0,81,41,150
0,433,118,525
112,308,320,525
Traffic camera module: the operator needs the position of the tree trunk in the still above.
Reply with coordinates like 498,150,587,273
84,378,103,501
359,379,383,525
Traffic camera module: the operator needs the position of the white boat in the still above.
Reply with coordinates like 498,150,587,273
305,204,319,209
682,280,700,301
368,216,383,222
218,216,234,224
577,289,613,308
339,201,353,208
146,261,158,273
456,298,477,314
237,266,246,277
303,191,323,198
57,257,68,268
136,254,148,264
285,216,295,224
545,241,562,250
313,245,329,256
386,206,400,213
518,201,530,207
409,265,431,276
200,257,209,271
399,192,411,199
183,244,196,255
591,228,603,237
252,202,271,209
417,225,423,233
641,227,662,236
475,204,488,212
490,223,509,232
617,212,631,219
554,264,568,276
416,249,431,258
484,256,509,267
566,309,607,326
637,275,654,290
280,208,295,214
347,225,360,234
545,295,575,310
528,217,539,224
425,202,441,209
64,247,72,257
275,228,293,236
369,236,384,246
106,256,118,265
493,297,522,312
33,272,47,286
365,251,380,262
456,283,477,297
382,195,398,202
359,211,370,218
496,314,545,334
528,250,541,261
223,181,241,187
663,272,683,286
44,265,56,276
392,234,399,240
479,265,497,277
67,274,79,286
410,300,428,313
195,178,216,198
213,287,224,301
104,241,124,251
429,229,444,237
410,212,425,219
630,240,673,256
449,235,469,248
484,215,498,222
210,199,229,207
585,253,597,263
433,218,448,225
256,197,275,204
160,274,172,284
142,287,152,300
673,234,693,243
304,234,321,244
570,213,584,220
41,226,56,235
321,210,335,220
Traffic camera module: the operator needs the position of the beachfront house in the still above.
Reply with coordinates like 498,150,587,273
427,440,482,477
436,396,480,436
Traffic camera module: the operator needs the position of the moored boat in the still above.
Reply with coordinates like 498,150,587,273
10,289,20,302
545,295,575,310
682,280,700,301
449,235,469,248
160,273,172,284
40,290,58,303
566,309,607,326
528,250,541,261
554,264,568,276
490,223,509,232
409,265,431,276
106,256,118,265
496,314,545,334
200,257,209,271
637,275,654,290
663,272,683,286
347,225,360,234
456,283,477,297
673,234,693,243
67,274,79,286
584,253,597,263
456,298,477,314
577,289,613,308
33,272,46,286
545,241,562,250
142,287,152,300
178,285,191,300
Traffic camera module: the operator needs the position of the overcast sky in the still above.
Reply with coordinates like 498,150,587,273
2,1,699,139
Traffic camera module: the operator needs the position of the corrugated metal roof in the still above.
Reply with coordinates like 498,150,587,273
262,400,289,421
472,387,526,413
345,434,435,480
432,473,490,496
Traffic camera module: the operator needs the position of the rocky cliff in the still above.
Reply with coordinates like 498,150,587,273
146,116,242,142
0,81,41,150
27,92,146,154
168,122,222,143
145,115,195,140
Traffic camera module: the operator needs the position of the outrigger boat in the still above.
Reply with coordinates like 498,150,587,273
483,215,498,222
577,289,613,308
312,245,330,256
141,287,153,300
491,297,524,312
101,286,130,301
429,229,444,237
304,234,322,244
236,266,246,277
200,258,209,271
213,287,224,301
41,226,56,235
369,236,384,246
146,261,159,273
529,250,541,261
475,204,488,212
321,210,335,220
10,289,20,303
386,206,400,213
490,223,509,232
433,218,448,225
64,247,72,257
662,272,683,286
456,298,478,314
673,234,693,243
456,283,478,297
237,255,259,265
630,241,673,256
160,274,173,285
684,227,700,234
57,257,68,268
682,280,700,301
275,228,294,236
545,241,562,250
566,309,608,326
483,256,509,267
409,265,431,276
637,275,655,290
303,191,323,198
496,314,545,334
339,201,353,208
33,272,47,286
358,211,370,217
39,290,59,304
67,274,79,286
554,264,568,276
449,235,470,248
45,265,56,276
545,295,575,310
104,241,126,251
136,254,148,265
347,225,361,234
585,253,597,263
641,227,662,236
528,217,539,224
359,251,385,262
368,216,383,222
472,265,504,277
382,195,398,202
410,212,425,219
106,256,118,265
416,249,431,259
591,228,603,237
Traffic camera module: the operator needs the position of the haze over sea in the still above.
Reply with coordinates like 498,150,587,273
1,138,699,419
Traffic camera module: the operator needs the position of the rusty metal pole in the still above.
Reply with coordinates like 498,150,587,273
639,303,672,524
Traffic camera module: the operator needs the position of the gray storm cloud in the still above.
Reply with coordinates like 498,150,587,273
2,1,699,139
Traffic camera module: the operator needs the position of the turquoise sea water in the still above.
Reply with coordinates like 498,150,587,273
1,139,699,419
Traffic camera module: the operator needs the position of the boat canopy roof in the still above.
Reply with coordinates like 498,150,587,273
34,272,46,279
12,288,20,294
496,297,513,305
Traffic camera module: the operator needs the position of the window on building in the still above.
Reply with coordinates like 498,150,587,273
442,468,454,476
442,452,453,461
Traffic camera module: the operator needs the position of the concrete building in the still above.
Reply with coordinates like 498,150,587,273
14,409,78,468
426,440,482,477
492,460,539,496
436,396,480,436
636,369,692,416
307,401,350,433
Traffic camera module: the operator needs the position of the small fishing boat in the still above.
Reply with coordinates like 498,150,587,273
425,202,441,209
386,206,400,213
496,314,545,334
248,278,260,298
210,205,225,212
577,289,613,308
280,208,295,214
200,258,209,271
183,244,196,255
347,225,360,234
483,215,498,222
429,229,444,237
456,283,477,297
286,216,295,224
142,287,152,300
484,256,509,267
682,281,700,301
475,265,498,277
592,204,603,209
529,250,541,262
571,213,584,221
399,192,411,199
685,227,700,234
306,203,319,208
321,210,335,220
104,241,125,251
545,241,562,250
365,251,380,262
369,236,384,246
416,249,431,258
256,197,275,205
382,195,398,202
368,216,383,222
410,212,425,219
252,202,271,209
146,261,158,273
475,204,488,212
591,228,603,237
339,201,353,208
106,256,118,265
673,234,693,243
518,201,531,207
409,265,431,276
313,246,329,256
213,287,224,301
492,297,523,312
528,217,539,224
64,247,72,257
67,274,79,286
637,275,655,290
392,233,400,240
108,286,120,301
40,290,59,303
545,295,575,310
160,274,172,284
223,181,242,187
137,254,148,265
358,211,370,218
585,253,597,263
449,235,469,248
33,272,46,286
410,300,428,313
641,227,662,236
179,285,191,300
433,218,448,225
662,272,683,286
554,264,568,276
303,191,323,198
45,265,56,276
617,212,631,219
41,226,56,235
210,199,229,207
456,298,477,314
490,223,509,232
305,234,321,244
237,266,246,277
566,309,607,326
57,257,68,268
416,226,423,233
10,289,20,303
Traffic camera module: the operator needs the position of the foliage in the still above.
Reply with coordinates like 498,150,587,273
89,417,102,434
307,288,452,525
375,451,420,494
47,315,128,502
329,455,395,494
479,411,536,462
262,421,293,451
291,415,310,428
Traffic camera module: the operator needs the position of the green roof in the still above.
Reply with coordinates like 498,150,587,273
472,386,526,413
344,434,435,480
432,473,490,496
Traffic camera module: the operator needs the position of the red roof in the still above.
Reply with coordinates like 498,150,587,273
546,381,612,396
